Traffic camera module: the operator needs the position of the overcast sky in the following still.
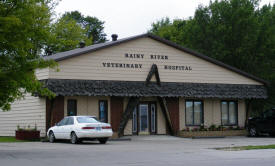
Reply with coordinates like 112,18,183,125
54,0,275,40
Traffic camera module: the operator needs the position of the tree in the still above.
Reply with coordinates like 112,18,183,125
62,11,107,44
45,16,93,55
44,11,106,55
150,17,188,44
150,0,275,114
0,0,57,110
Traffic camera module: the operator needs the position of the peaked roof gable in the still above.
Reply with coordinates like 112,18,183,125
44,33,268,85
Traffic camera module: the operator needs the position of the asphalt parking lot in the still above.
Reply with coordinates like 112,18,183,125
1,136,275,166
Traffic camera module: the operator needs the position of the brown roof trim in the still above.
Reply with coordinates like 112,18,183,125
44,33,268,85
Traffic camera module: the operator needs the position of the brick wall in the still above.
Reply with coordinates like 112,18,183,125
46,96,64,131
166,97,179,134
110,97,124,132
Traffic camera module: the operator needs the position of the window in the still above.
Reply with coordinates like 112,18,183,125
139,104,149,132
77,117,99,123
221,101,238,125
67,99,77,116
185,100,203,126
99,100,108,123
57,118,67,126
65,117,74,125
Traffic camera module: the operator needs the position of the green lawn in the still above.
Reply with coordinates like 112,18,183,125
0,137,26,142
216,144,275,151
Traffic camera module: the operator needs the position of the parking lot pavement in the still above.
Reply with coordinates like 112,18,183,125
1,136,275,166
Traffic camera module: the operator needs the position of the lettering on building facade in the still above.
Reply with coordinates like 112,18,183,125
164,65,192,71
125,53,144,59
102,62,142,69
102,53,192,71
150,54,168,60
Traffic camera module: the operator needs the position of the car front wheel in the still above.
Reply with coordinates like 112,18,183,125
70,132,79,144
49,131,55,143
249,127,259,137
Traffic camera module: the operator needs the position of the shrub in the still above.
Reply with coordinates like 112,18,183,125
209,124,216,131
217,125,223,131
199,125,204,131
16,124,38,132
192,127,199,132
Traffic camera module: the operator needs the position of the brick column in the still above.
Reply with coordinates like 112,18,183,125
110,97,124,132
166,97,180,134
46,96,64,131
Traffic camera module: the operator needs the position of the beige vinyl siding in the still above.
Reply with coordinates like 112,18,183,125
238,100,246,128
124,119,132,136
64,96,110,123
49,37,262,85
179,98,185,130
123,98,132,135
204,99,213,127
212,100,222,126
35,68,49,80
157,102,167,134
0,94,46,136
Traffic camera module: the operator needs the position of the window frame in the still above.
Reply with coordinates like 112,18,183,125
220,100,238,126
67,99,77,116
185,100,204,126
98,100,108,123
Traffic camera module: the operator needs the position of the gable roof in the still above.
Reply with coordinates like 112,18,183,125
44,33,268,85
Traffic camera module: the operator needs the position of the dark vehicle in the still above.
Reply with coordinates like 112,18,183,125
247,108,275,137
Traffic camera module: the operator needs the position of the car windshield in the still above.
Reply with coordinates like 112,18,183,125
77,117,99,123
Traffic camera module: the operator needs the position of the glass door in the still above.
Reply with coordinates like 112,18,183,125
132,102,157,135
139,104,149,134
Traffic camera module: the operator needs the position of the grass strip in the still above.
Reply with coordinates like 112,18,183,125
0,137,26,142
216,144,275,151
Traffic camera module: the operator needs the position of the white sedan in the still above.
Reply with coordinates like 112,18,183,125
47,116,113,144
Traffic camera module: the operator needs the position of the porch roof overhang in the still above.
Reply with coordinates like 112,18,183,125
42,79,267,99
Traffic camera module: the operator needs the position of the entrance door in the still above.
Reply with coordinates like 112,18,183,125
139,104,149,134
132,102,157,135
